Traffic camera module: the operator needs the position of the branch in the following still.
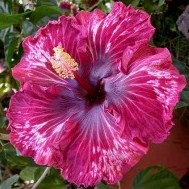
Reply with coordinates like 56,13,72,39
31,167,51,189
88,0,104,11
0,133,9,141
118,181,121,189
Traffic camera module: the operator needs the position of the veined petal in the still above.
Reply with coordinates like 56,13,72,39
12,16,80,87
104,45,186,143
53,105,147,187
7,84,84,165
126,45,186,116
75,2,155,82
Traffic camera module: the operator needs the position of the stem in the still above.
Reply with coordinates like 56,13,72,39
31,167,50,189
118,181,121,189
88,0,103,11
0,133,9,141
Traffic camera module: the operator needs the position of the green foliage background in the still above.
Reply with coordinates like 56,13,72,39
0,0,189,188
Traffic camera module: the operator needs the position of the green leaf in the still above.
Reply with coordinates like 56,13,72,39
142,0,165,12
0,0,12,14
35,168,67,189
0,116,7,128
98,182,108,189
133,166,181,189
20,166,38,181
158,0,165,7
122,0,140,7
0,13,22,29
0,12,30,30
34,167,46,181
131,0,140,7
22,20,38,37
180,91,189,104
176,101,188,109
173,58,189,80
4,32,20,68
3,143,35,167
0,27,13,43
37,0,58,6
0,175,19,189
29,5,62,24
122,0,133,5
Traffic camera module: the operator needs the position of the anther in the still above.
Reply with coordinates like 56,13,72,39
50,44,79,79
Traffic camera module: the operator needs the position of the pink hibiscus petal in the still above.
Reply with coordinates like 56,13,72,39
53,105,147,187
12,16,81,87
7,84,84,165
104,45,186,143
76,2,155,78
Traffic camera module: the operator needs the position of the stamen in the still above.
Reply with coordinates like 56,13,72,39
50,44,79,79
50,44,96,96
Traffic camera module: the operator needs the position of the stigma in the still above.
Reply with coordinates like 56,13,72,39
50,44,79,79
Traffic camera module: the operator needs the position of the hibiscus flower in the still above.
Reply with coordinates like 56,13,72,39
7,2,186,187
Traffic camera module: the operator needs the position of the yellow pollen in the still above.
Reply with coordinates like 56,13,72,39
50,44,79,79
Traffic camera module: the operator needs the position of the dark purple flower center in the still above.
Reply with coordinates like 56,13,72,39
85,80,106,105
